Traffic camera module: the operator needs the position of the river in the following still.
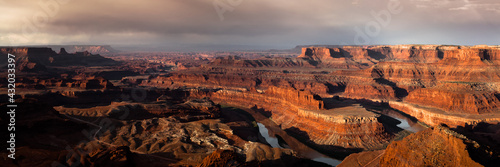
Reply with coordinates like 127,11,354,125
256,122,343,166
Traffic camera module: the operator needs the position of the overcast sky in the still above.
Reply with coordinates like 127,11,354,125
0,0,499,51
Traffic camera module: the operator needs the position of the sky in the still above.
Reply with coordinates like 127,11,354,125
0,0,499,51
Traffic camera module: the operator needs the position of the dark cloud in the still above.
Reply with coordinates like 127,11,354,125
1,0,499,50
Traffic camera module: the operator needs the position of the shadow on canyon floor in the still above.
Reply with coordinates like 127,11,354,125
374,78,409,98
452,122,500,166
325,82,346,94
248,105,365,159
220,106,263,144
322,97,355,109
283,127,364,159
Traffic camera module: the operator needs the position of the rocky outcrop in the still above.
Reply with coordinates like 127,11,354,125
190,86,324,111
144,72,330,96
198,149,241,167
301,45,500,65
0,47,54,71
299,45,443,65
437,45,500,64
337,150,384,167
8,44,500,166
0,47,118,71
85,146,134,167
297,47,375,68
140,44,500,137
0,99,91,167
244,142,296,162
143,98,221,121
62,97,241,167
265,86,324,110
46,45,119,54
198,144,328,167
55,97,221,122
369,45,442,63
389,101,500,128
298,47,336,61
16,76,115,90
339,125,493,166
453,122,500,166
328,45,500,129
209,56,314,68
344,83,396,100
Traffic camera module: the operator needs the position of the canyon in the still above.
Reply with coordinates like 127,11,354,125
338,125,499,167
148,45,500,128
1,45,500,166
188,87,394,152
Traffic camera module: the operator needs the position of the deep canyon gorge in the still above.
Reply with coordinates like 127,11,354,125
1,45,500,166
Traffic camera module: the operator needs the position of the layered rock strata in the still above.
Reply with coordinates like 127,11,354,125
339,126,487,167
143,45,500,129
0,47,118,72
380,126,483,167
190,87,393,150
405,84,500,114
389,101,500,127
330,45,500,128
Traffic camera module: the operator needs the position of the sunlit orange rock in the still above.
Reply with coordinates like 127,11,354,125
379,126,482,167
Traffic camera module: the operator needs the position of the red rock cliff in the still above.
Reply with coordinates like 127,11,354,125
265,86,324,110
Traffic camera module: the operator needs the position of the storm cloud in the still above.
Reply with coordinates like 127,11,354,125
1,0,499,51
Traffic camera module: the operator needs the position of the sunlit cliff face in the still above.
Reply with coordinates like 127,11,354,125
0,0,499,50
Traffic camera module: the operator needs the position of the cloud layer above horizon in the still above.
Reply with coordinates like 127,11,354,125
1,0,499,51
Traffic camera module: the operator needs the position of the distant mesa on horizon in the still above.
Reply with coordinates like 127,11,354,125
0,47,118,72
1,44,499,54
274,44,500,54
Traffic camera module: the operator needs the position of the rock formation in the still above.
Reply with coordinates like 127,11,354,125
297,47,375,68
336,150,384,167
0,99,91,167
85,146,134,167
265,86,324,110
45,45,119,54
405,84,500,114
379,126,482,167
197,149,241,167
5,44,500,166
328,45,500,127
339,125,491,167
190,87,394,151
14,76,116,90
344,83,397,100
209,56,314,68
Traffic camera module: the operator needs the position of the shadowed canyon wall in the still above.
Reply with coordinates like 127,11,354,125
189,87,393,151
